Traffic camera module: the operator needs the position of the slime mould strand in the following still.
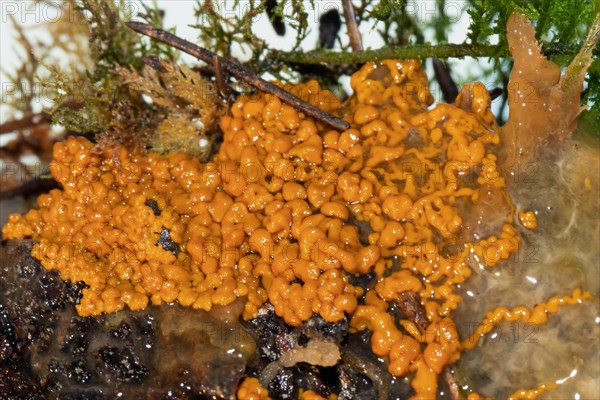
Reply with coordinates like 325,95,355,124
2,59,590,400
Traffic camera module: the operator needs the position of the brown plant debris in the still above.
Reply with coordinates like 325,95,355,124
126,21,351,132
501,12,600,172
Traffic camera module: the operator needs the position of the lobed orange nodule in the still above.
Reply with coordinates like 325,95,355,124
2,59,589,399
237,377,271,400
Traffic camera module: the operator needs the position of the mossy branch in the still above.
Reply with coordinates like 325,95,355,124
561,10,600,92
270,41,592,65
271,43,502,64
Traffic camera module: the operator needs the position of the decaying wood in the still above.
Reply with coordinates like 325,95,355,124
395,290,429,331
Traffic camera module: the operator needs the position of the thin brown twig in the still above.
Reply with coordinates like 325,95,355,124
212,55,234,102
0,113,52,135
432,58,458,103
342,0,363,52
0,175,58,200
488,87,503,100
126,21,350,131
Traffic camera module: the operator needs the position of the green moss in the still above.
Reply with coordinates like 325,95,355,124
4,0,598,144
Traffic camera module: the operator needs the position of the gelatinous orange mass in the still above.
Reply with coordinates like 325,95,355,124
237,377,271,400
2,58,590,399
